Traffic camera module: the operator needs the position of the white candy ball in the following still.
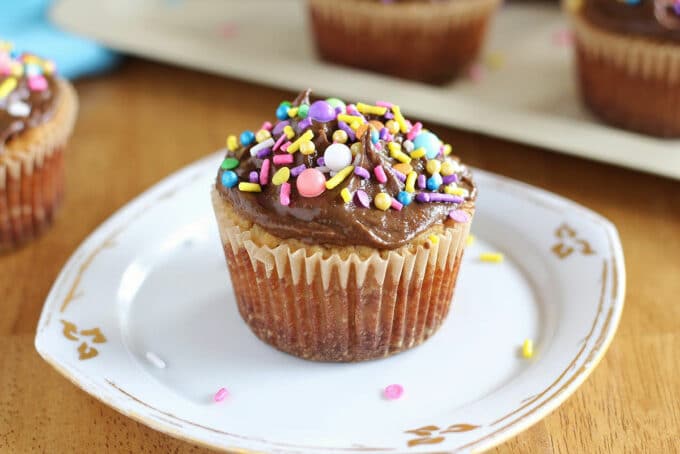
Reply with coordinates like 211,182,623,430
324,143,352,172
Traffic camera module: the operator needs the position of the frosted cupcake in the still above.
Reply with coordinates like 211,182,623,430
0,43,78,251
211,90,475,362
565,0,680,136
307,0,501,84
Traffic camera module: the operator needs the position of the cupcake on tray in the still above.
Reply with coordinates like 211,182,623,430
212,90,476,362
0,42,78,251
565,0,680,137
307,0,501,84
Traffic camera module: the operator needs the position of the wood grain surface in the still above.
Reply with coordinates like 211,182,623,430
1,60,679,453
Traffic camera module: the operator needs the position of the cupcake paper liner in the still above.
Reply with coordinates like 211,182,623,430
568,8,680,136
212,188,473,362
308,0,501,84
0,80,78,251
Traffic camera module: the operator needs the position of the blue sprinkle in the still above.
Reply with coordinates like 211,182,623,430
240,130,255,146
371,128,379,144
397,191,413,206
221,170,238,188
427,173,443,191
276,104,290,121
413,132,442,160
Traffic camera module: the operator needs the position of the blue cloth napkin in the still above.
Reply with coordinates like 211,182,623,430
0,0,120,79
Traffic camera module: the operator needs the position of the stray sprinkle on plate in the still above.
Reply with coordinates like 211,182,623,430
214,387,229,402
522,339,534,359
466,234,475,246
383,384,404,400
480,252,504,263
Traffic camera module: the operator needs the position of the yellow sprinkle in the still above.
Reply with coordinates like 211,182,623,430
388,142,400,153
450,187,469,197
287,107,299,118
0,77,17,99
325,165,354,190
238,182,262,193
350,142,362,156
466,234,475,246
226,135,239,152
356,102,387,116
0,41,12,52
9,61,23,77
374,193,392,211
272,167,290,185
288,130,314,153
300,141,316,155
391,105,409,133
390,148,411,164
350,120,362,131
522,339,534,359
332,129,348,144
340,187,352,203
337,114,364,124
42,60,56,75
385,120,400,135
283,125,295,140
480,252,504,263
426,160,441,175
443,144,452,156
429,234,439,244
405,172,417,193
393,163,413,175
440,160,456,176
255,129,271,143
410,148,426,159
22,55,42,65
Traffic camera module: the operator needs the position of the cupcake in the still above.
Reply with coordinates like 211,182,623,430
565,0,680,137
307,0,501,84
0,42,78,251
211,90,476,362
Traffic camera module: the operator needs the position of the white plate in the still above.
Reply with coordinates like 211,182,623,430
35,152,625,453
50,0,680,180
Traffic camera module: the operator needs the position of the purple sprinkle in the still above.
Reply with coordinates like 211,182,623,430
249,171,259,183
256,148,272,159
354,167,371,179
335,106,344,114
309,100,337,123
297,117,312,131
393,169,406,182
379,128,389,140
317,157,325,167
384,112,394,120
355,190,370,208
416,193,431,203
272,120,289,137
449,209,471,223
417,174,426,189
442,174,459,185
291,164,307,177
338,121,356,141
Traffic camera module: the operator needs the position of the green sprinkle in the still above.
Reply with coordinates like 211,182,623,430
298,104,309,119
221,158,239,170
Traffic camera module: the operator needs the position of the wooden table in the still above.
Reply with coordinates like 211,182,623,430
1,60,678,453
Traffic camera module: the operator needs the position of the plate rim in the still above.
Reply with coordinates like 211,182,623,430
35,152,626,453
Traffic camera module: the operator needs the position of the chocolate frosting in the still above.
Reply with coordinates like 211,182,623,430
216,90,475,250
582,0,680,42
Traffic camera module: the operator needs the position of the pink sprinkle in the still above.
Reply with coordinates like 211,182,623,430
260,159,271,185
383,384,404,400
28,76,47,92
375,100,393,108
552,29,574,47
468,63,485,83
280,182,291,206
281,141,292,153
391,199,403,211
407,122,422,141
374,165,387,184
214,387,229,402
273,133,287,151
261,121,273,131
449,209,470,223
219,22,239,38
273,154,294,165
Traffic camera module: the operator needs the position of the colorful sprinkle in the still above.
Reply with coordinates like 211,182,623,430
427,174,443,191
522,339,534,359
407,122,423,141
374,193,392,211
255,129,271,143
354,166,370,179
260,159,271,185
480,252,504,263
27,75,47,91
333,129,349,143
290,164,307,177
250,138,275,157
300,140,316,156
7,101,29,117
357,102,387,116
374,165,387,184
355,190,370,208
383,384,404,400
390,198,404,211
397,191,413,206
249,171,259,183
221,170,238,188
309,100,337,122
0,77,17,99
297,103,310,119
256,147,271,159
326,97,346,111
240,130,255,146
393,163,413,175
325,165,354,190
220,157,239,170
340,187,352,203
297,168,326,197
280,182,291,206
273,133,288,151
273,154,294,165
429,234,439,244
449,209,470,223
417,174,426,189
239,182,262,192
405,172,417,193
391,105,408,133
288,130,314,154
214,387,229,402
410,148,426,159
392,169,406,183
298,117,313,131
338,121,356,141
272,167,290,185
283,125,296,139
287,107,299,118
226,135,238,151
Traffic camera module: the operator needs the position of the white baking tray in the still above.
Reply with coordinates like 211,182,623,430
51,0,680,180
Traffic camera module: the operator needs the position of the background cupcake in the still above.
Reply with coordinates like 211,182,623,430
212,89,476,362
565,0,680,137
307,0,501,84
0,42,78,251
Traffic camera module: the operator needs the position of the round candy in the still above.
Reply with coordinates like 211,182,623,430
220,170,238,188
276,103,290,121
255,129,271,143
332,129,348,144
426,159,442,175
296,168,326,197
220,157,239,170
297,104,310,119
397,191,413,206
350,142,362,156
309,100,337,123
374,193,392,211
240,130,255,146
324,143,353,171
427,173,443,191
300,140,316,155
413,132,441,159
326,97,346,111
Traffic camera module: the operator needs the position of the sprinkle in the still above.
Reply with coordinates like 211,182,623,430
337,113,364,124
393,163,413,175
259,159,271,185
239,182,262,192
410,148,426,159
446,187,469,197
405,172,417,193
0,77,17,99
429,234,439,244
354,166,370,179
261,121,273,131
221,157,239,170
287,107,299,118
226,135,239,151
376,100,393,108
276,102,291,120
317,157,326,167
272,167,290,185
249,171,259,183
350,142,362,156
298,104,310,119
390,198,404,211
297,168,326,197
426,160,442,175
480,252,504,263
272,120,289,136
290,164,307,177
283,125,296,140
300,140,316,155
27,75,47,91
417,174,426,189
467,234,475,246
374,165,387,184
280,182,291,205
240,130,255,146
443,144,453,156
389,143,411,164
440,160,457,176
357,102,388,116
221,170,238,188
383,384,404,400
145,352,166,369
7,101,30,117
379,128,389,141
407,122,423,141
427,174,443,191
338,121,356,141
333,129,349,143
391,105,409,133
326,165,354,190
385,120,400,135
403,140,414,153
324,143,353,171
522,339,534,359
281,141,292,153
417,193,464,203
346,104,366,120
355,190,370,208
273,133,288,151
256,148,271,159
255,129,271,143
214,387,229,402
250,138,275,157
340,187,352,203
374,193,392,211
449,209,471,223
298,117,313,131
393,169,406,183
288,130,314,153
273,154,294,165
